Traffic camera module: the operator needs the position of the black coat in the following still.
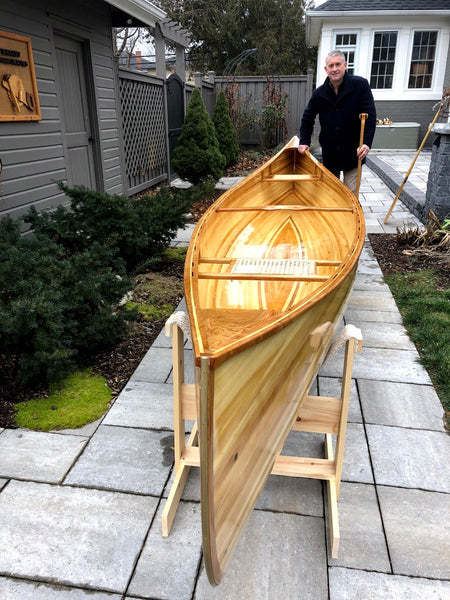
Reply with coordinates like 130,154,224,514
299,73,376,172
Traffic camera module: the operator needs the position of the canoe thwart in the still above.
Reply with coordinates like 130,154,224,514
216,205,354,213
197,272,330,282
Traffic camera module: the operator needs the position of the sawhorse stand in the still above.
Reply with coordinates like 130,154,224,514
161,317,362,558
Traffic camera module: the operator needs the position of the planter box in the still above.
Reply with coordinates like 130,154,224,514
372,122,420,150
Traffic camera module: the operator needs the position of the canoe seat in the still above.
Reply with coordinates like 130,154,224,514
263,174,321,181
231,258,316,276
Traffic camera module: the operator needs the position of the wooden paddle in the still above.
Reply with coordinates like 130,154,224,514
355,113,368,200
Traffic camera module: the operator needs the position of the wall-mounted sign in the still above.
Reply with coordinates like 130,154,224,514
0,30,41,121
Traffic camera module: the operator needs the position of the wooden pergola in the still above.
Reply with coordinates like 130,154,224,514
108,0,191,80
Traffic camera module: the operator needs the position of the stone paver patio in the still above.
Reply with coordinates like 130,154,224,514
0,151,449,599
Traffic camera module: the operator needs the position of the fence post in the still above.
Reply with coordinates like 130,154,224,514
175,44,186,82
154,24,166,79
306,68,314,98
194,72,203,89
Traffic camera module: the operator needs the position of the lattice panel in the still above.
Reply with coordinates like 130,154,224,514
119,78,168,192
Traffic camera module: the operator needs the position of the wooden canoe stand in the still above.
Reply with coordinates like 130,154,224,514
161,320,363,559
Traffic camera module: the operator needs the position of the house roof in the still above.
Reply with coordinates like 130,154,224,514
307,0,450,46
313,1,450,10
105,0,165,26
106,0,190,46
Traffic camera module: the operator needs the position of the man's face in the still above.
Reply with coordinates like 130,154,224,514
324,55,347,86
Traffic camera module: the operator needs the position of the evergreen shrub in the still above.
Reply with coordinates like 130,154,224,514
212,89,240,168
0,217,132,384
172,87,226,185
1,180,193,385
25,183,191,274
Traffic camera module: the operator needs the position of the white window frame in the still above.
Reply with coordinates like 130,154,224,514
333,30,360,74
407,29,439,91
370,30,399,90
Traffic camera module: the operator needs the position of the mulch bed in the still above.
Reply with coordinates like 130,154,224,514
369,234,450,290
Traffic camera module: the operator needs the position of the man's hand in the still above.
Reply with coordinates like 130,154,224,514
298,144,310,154
357,144,370,159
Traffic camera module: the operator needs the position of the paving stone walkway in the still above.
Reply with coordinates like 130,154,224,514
0,152,449,599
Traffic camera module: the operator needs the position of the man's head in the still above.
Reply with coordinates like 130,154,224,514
325,51,347,88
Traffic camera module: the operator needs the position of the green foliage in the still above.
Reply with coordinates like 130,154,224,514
140,245,187,273
386,269,450,415
223,84,258,140
25,184,190,274
125,301,175,321
163,246,188,262
134,272,184,305
159,0,316,75
0,217,132,385
172,87,226,185
212,89,240,167
260,82,288,148
14,369,112,431
0,181,192,386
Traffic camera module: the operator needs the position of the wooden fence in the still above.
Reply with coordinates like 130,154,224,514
118,68,169,196
205,72,314,144
118,68,314,195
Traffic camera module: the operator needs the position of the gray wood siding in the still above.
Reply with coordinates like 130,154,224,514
0,0,123,221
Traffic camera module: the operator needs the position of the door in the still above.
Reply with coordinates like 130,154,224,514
55,35,97,189
166,73,185,163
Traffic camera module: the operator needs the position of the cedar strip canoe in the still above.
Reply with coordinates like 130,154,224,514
184,137,365,585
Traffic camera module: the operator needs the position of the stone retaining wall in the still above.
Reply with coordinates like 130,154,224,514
424,123,450,221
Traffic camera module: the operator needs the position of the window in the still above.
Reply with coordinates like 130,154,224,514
334,33,357,74
370,31,397,89
408,31,437,89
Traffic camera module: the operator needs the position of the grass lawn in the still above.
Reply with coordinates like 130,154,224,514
386,268,450,423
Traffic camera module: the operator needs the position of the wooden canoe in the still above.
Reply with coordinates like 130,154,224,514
184,136,365,585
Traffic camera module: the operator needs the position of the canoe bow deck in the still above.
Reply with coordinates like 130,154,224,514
184,137,365,585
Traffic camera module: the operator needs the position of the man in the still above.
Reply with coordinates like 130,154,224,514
298,50,376,193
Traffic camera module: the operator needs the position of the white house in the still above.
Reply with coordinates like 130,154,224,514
306,0,450,144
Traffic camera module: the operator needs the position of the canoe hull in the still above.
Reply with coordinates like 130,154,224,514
199,265,356,583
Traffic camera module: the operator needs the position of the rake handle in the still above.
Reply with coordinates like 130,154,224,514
384,103,443,223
